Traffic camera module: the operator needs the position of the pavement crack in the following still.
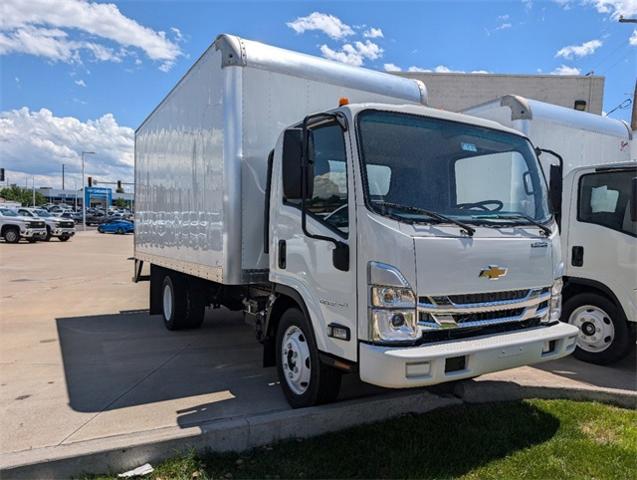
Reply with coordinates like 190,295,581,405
57,342,193,445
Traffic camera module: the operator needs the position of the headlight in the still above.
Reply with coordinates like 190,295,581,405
368,262,418,344
548,278,563,322
371,286,415,308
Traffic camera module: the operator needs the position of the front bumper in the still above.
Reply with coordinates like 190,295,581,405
359,322,578,388
21,228,47,239
52,228,76,236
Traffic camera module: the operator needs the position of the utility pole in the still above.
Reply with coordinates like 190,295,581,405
81,151,95,231
618,16,637,130
32,176,35,206
630,80,637,132
62,164,65,190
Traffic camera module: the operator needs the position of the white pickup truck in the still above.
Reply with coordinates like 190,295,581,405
133,35,578,408
17,207,75,242
0,208,47,243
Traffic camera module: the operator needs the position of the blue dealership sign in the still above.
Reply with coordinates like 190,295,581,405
84,187,112,207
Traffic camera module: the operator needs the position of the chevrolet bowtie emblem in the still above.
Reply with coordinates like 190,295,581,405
479,265,507,280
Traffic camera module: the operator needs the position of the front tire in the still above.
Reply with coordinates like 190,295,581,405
59,234,70,242
161,274,205,330
276,308,341,408
3,228,20,244
564,292,634,365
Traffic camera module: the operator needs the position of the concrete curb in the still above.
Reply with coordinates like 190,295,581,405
454,380,637,409
1,390,459,479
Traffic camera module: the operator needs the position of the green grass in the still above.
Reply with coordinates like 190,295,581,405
88,399,637,480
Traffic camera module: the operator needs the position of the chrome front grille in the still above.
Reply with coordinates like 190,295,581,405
418,287,550,331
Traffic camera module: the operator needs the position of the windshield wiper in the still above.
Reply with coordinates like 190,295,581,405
472,213,552,236
375,201,475,236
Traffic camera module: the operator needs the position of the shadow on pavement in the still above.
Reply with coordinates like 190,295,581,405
534,347,636,392
56,308,388,429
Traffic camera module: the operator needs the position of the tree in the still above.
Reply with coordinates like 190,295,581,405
113,198,129,208
0,185,46,206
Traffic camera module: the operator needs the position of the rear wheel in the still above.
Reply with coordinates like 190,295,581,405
276,307,341,408
161,274,205,330
3,228,20,244
564,292,634,365
116,227,124,234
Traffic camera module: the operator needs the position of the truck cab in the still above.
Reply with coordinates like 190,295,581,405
265,102,577,406
561,163,637,363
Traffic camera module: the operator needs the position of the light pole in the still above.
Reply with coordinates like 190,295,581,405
81,151,95,231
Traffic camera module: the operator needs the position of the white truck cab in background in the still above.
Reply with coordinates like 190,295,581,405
134,35,577,408
465,95,636,364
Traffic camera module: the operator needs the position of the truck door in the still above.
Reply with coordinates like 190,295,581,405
566,167,637,316
271,119,357,362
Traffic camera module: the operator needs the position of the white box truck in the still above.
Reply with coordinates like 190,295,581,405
465,95,636,364
134,35,578,408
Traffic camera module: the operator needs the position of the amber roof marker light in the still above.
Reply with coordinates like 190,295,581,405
338,97,349,106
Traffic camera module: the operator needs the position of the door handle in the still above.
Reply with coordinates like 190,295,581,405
278,240,287,269
571,246,583,267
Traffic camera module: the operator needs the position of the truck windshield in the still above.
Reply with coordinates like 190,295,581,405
357,110,551,225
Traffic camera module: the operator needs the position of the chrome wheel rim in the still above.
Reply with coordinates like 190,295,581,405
162,283,173,321
568,305,614,353
282,325,311,395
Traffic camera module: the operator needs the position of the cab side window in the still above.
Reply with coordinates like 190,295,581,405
285,122,349,236
578,170,636,236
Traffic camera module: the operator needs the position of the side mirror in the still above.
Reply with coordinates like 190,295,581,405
548,164,563,219
282,128,313,200
631,177,637,222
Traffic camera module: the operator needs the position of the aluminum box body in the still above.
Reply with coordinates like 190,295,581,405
135,34,427,284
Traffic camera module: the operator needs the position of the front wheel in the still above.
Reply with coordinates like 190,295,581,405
59,235,70,242
276,308,341,408
564,292,634,365
116,227,124,234
3,228,20,244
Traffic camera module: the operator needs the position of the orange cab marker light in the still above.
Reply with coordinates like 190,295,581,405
339,97,349,106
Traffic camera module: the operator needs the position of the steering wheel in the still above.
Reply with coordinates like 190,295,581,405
456,200,504,212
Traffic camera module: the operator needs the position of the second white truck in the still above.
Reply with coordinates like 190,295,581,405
134,35,578,408
465,95,636,364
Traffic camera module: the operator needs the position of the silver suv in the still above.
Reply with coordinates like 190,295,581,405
0,208,47,243
17,207,75,242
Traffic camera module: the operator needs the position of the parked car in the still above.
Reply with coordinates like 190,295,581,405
97,218,134,234
58,211,83,223
0,208,47,243
85,213,108,226
17,207,75,241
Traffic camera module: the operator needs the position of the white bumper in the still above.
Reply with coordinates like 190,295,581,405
21,228,47,239
52,227,75,236
359,322,579,388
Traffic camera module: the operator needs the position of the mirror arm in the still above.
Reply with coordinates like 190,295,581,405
299,113,350,271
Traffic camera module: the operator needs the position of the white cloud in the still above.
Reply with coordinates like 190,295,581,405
0,107,133,186
408,66,430,72
320,40,383,66
0,0,182,70
498,14,511,20
586,0,637,19
74,79,86,87
496,23,512,30
555,39,602,59
551,64,582,75
286,12,354,40
363,27,384,38
383,63,402,72
553,0,572,9
630,29,637,45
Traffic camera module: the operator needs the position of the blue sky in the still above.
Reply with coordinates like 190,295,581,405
0,0,635,186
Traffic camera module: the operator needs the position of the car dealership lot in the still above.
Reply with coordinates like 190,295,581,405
0,232,634,477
